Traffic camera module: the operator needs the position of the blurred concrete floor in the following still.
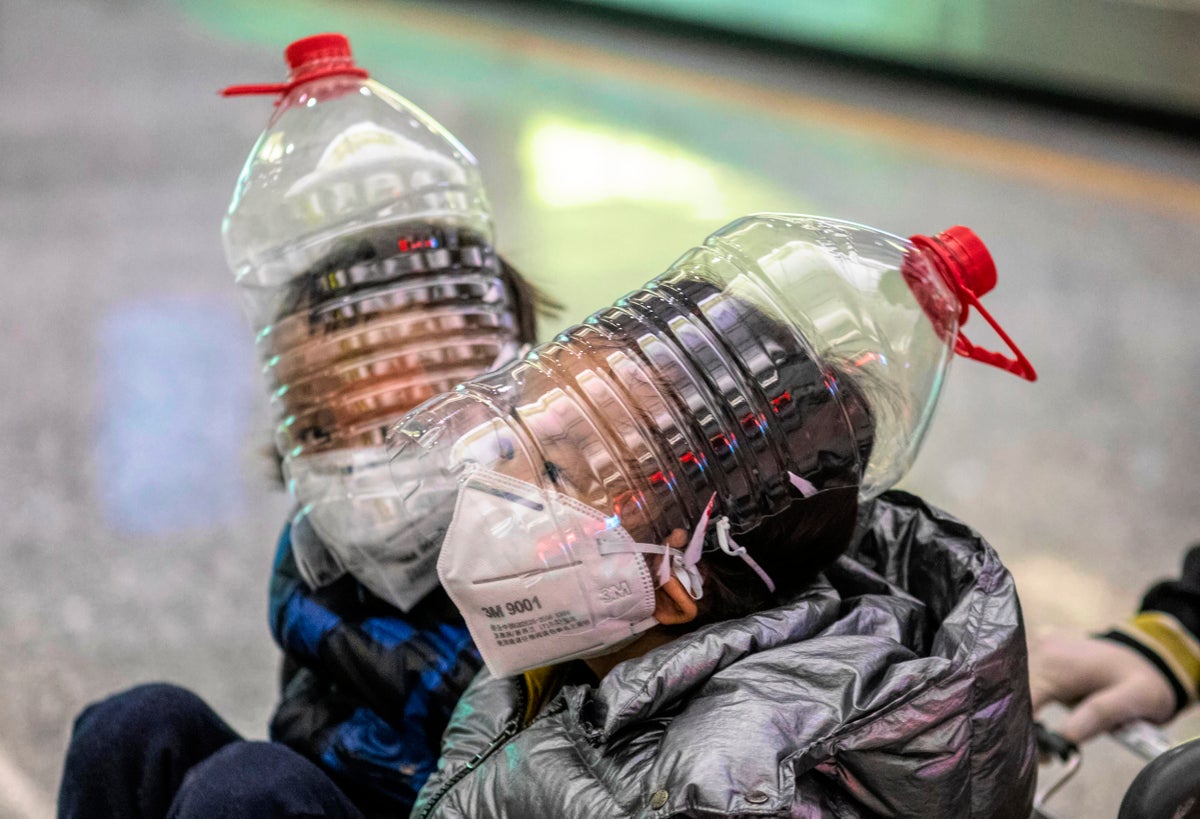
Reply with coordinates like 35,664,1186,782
2,0,1199,815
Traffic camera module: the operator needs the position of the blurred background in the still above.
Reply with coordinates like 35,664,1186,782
1,0,1198,815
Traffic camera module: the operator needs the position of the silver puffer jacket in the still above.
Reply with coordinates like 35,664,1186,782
412,491,1036,818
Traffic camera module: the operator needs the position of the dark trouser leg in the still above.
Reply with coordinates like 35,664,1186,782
167,741,365,819
58,683,241,819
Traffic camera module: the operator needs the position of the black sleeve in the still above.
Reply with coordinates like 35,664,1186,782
1140,544,1200,638
1099,543,1200,714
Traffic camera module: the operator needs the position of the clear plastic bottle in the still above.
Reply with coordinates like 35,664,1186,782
387,214,1035,585
221,34,522,607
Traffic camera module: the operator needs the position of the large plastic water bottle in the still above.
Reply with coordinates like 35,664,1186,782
221,34,523,607
386,214,1035,591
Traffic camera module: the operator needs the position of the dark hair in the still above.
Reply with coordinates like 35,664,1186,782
688,368,875,626
499,254,561,346
687,486,860,627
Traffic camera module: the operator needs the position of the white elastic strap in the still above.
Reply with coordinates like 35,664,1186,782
600,484,787,604
668,494,718,599
595,535,702,599
685,495,715,567
669,550,705,600
714,517,777,594
596,536,671,562
788,471,818,498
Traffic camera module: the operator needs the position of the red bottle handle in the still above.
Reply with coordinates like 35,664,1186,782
952,287,1038,381
220,83,290,97
219,33,369,100
909,230,1037,382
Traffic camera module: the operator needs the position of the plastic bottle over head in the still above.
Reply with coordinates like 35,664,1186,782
702,214,1036,496
222,33,494,325
221,34,524,609
387,213,1034,591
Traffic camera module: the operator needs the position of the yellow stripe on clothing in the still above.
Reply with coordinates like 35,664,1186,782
521,666,566,727
1114,611,1200,702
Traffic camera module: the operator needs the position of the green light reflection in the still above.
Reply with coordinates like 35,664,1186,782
526,116,726,218
516,113,806,325
183,0,829,335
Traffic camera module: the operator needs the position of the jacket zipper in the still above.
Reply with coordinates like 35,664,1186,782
416,680,531,819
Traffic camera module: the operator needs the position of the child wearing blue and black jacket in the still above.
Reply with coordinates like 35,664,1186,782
57,522,480,819
57,261,551,819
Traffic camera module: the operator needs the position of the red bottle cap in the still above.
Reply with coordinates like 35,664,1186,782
934,225,997,299
286,34,352,70
908,227,1037,381
220,33,369,98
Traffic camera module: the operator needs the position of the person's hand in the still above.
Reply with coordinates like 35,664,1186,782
1029,632,1177,743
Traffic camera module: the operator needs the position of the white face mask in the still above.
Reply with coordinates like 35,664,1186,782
437,469,707,678
285,342,528,612
289,445,455,611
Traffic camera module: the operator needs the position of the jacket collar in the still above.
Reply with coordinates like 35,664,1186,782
570,576,848,742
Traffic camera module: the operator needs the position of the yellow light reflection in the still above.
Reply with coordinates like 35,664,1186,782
256,131,287,164
526,118,726,218
515,114,810,333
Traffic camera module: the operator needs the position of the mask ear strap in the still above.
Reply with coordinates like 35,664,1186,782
596,508,714,598
599,487,786,605
596,536,704,600
788,472,818,498
690,494,777,594
714,518,776,594
669,551,705,600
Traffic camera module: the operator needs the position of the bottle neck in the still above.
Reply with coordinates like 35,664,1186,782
272,74,370,115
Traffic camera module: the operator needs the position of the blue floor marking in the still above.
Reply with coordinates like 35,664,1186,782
95,296,256,535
